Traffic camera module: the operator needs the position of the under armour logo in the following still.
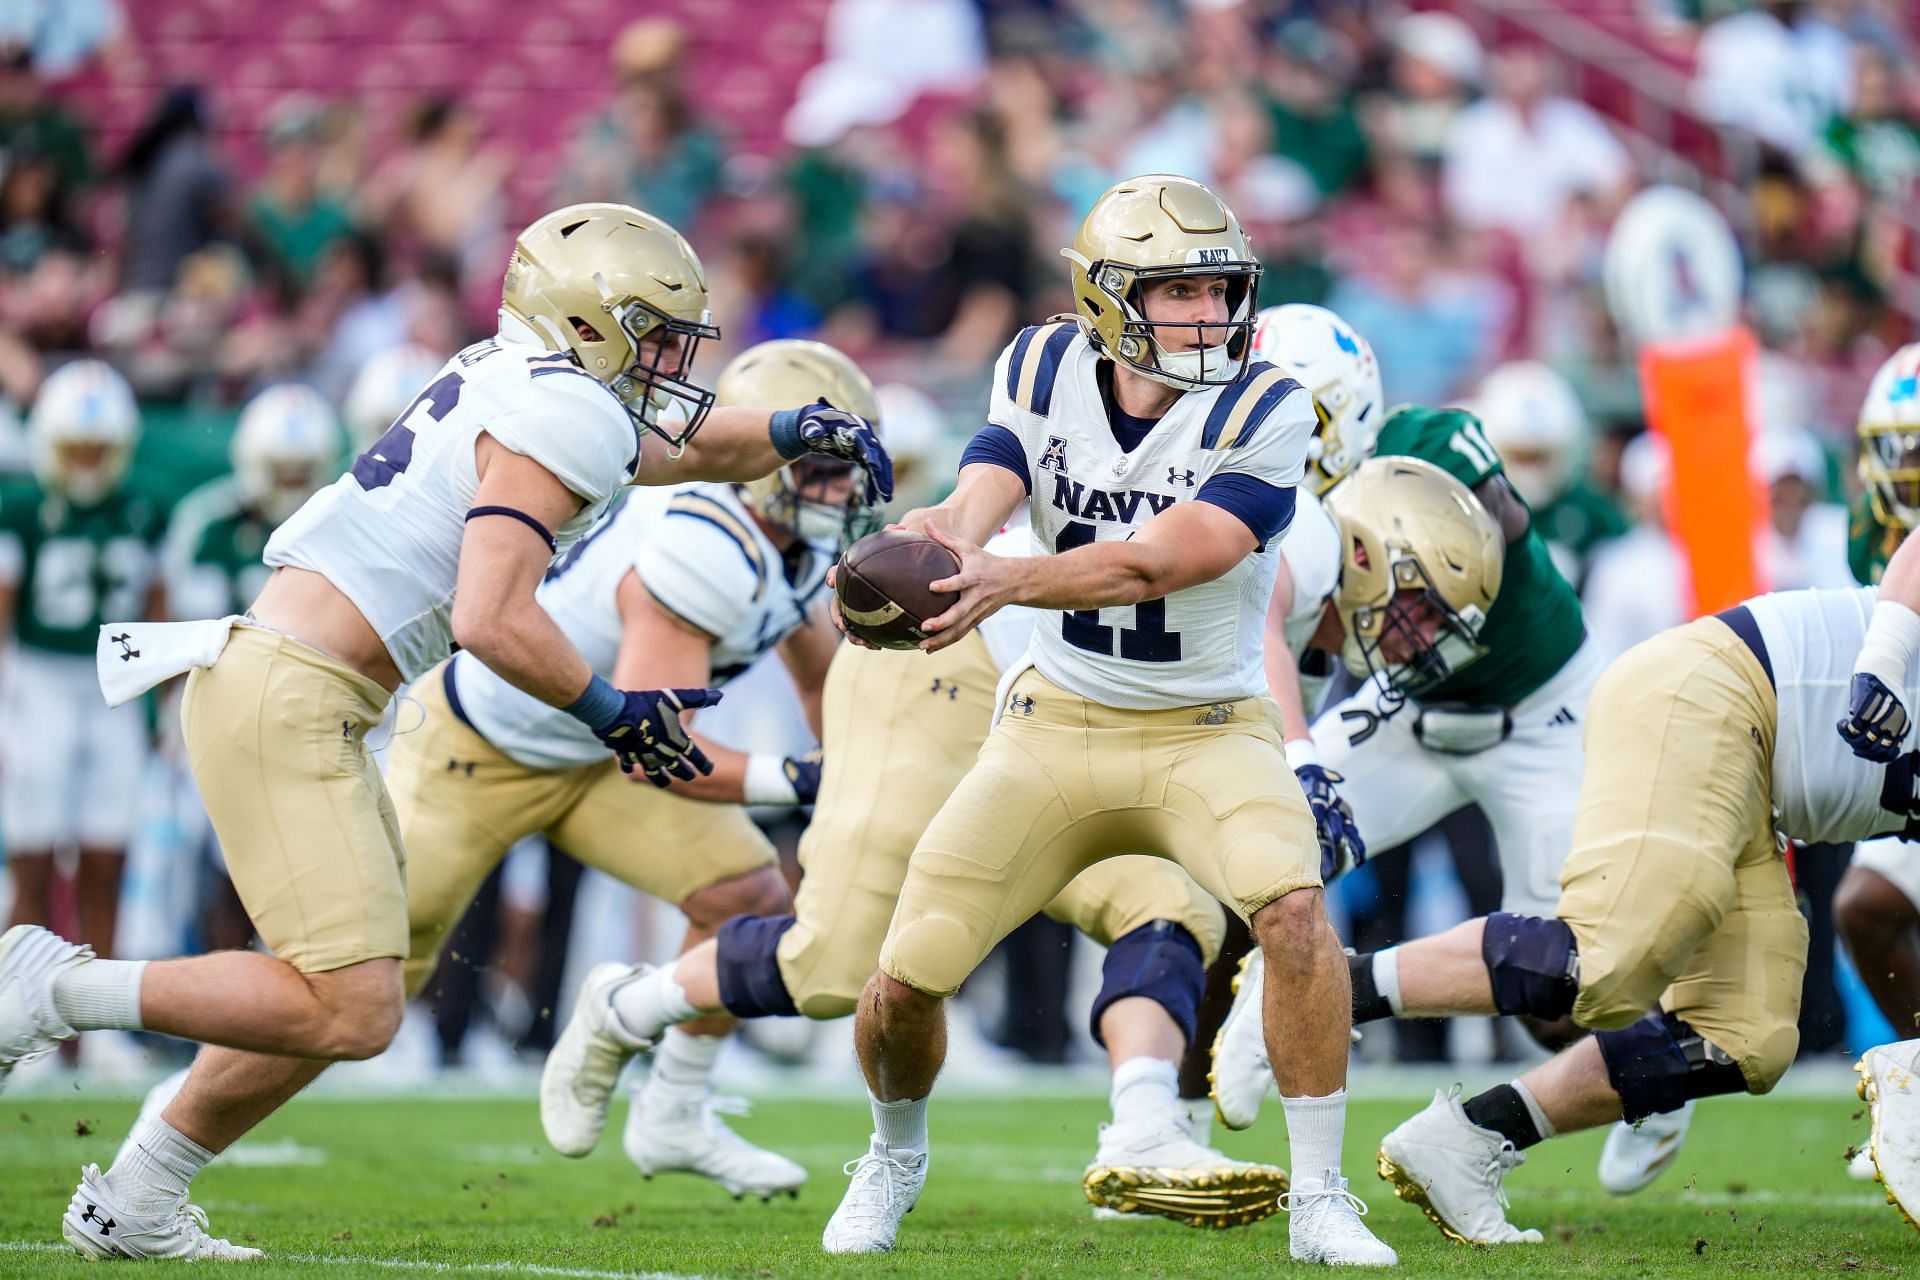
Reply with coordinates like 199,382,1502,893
1547,707,1577,727
930,678,959,701
1167,467,1196,488
1009,693,1036,716
1038,436,1069,473
446,759,476,777
111,633,140,662
81,1204,114,1235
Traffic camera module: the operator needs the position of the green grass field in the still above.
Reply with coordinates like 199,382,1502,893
0,1091,1910,1278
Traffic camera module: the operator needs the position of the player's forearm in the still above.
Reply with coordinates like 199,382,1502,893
648,407,785,484
909,465,1023,546
452,599,594,709
1858,535,1920,686
1266,640,1314,745
1011,539,1172,611
658,733,746,803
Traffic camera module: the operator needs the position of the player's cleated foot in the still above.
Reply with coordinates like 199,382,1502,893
624,1087,807,1200
1377,1088,1543,1245
1284,1170,1398,1267
821,1136,926,1254
0,924,88,1093
1849,1143,1881,1182
1209,950,1271,1131
1082,1117,1289,1229
1857,1039,1920,1232
62,1163,261,1261
540,962,652,1158
1597,1099,1695,1195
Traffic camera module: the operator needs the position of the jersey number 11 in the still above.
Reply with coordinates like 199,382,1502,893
1055,521,1181,662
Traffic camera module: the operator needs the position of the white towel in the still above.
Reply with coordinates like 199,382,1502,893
96,617,242,708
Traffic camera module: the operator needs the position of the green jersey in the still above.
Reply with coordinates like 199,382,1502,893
0,480,165,656
163,479,275,621
1848,490,1906,586
1533,481,1629,568
1372,405,1587,708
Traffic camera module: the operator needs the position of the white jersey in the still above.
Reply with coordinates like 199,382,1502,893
1747,586,1920,842
978,514,1042,675
1277,488,1340,712
265,337,640,682
982,322,1313,709
449,483,833,770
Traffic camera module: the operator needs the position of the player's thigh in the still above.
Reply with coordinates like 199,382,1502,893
1557,621,1777,1031
1163,712,1320,919
553,764,776,904
785,639,997,1014
75,695,151,848
1659,849,1808,1094
1044,855,1227,964
182,627,406,974
1311,678,1465,856
0,652,83,848
1847,836,1920,913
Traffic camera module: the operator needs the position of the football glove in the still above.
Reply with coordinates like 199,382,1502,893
596,687,723,785
1296,763,1365,882
783,752,823,806
794,399,893,507
1838,672,1911,763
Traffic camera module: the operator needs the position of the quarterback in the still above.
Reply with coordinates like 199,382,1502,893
0,203,891,1261
825,176,1390,1264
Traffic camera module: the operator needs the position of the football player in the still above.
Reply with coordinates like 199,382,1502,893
828,176,1391,1263
343,344,446,451
0,202,891,1261
0,360,165,1028
1347,549,1920,1243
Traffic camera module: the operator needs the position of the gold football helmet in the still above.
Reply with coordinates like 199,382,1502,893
1859,342,1920,530
1324,456,1505,702
1062,175,1261,391
500,202,720,450
716,340,883,550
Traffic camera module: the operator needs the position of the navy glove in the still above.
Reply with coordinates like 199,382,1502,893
1839,672,1911,763
1297,763,1365,882
596,687,723,785
794,399,893,506
783,752,823,805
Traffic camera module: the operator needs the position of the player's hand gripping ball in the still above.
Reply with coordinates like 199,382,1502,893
833,529,960,650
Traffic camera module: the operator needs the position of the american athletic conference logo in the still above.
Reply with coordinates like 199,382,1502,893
1038,437,1069,473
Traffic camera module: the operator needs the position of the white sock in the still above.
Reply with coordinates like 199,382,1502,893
608,967,696,1046
1512,1079,1556,1140
1280,1088,1347,1192
871,1094,928,1155
648,1028,721,1098
1177,1095,1215,1147
1372,949,1404,1017
1109,1056,1179,1131
52,959,146,1032
104,1117,212,1216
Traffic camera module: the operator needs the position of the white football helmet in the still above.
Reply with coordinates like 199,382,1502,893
1474,361,1587,509
344,344,444,450
29,359,140,505
232,384,344,526
873,382,952,512
1249,304,1384,495
1859,342,1920,530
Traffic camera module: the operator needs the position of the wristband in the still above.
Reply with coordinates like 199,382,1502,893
768,406,807,461
1856,600,1920,689
1285,738,1322,772
744,753,800,806
561,673,624,734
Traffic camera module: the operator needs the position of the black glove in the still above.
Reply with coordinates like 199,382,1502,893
783,752,823,805
596,687,723,786
1297,762,1365,882
794,399,893,506
1839,672,1911,763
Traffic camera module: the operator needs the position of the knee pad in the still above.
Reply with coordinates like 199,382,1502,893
1596,1009,1749,1123
1482,912,1580,1020
1089,921,1205,1048
715,914,799,1018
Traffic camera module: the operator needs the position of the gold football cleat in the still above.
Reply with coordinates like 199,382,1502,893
1082,1160,1290,1229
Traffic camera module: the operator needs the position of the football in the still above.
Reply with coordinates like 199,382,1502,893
834,529,960,649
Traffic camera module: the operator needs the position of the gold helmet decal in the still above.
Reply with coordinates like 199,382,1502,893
500,202,720,450
716,340,883,551
1061,175,1261,392
1324,456,1505,703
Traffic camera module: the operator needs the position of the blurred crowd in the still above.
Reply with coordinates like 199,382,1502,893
0,0,1917,1077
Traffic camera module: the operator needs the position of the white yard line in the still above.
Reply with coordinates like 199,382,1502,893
0,1240,716,1279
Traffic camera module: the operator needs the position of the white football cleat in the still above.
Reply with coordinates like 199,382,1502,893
1209,950,1271,1131
1284,1170,1398,1267
539,962,651,1158
1377,1089,1544,1245
1082,1116,1289,1228
62,1164,262,1261
1857,1038,1920,1232
0,924,87,1092
624,1087,807,1200
821,1136,926,1254
1597,1099,1695,1195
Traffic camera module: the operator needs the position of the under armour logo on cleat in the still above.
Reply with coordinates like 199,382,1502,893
1547,707,1577,727
111,633,140,662
81,1204,115,1234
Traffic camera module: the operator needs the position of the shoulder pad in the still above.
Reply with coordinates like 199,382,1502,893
1005,321,1078,417
662,491,768,601
1201,363,1305,450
